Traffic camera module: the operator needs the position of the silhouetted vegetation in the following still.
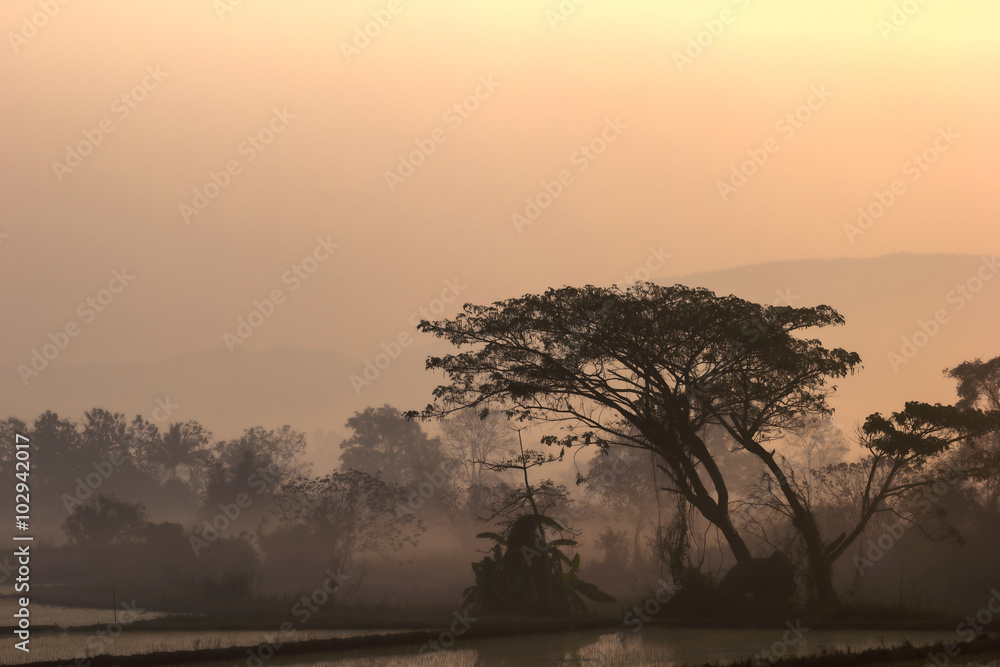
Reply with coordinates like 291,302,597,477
6,283,1000,651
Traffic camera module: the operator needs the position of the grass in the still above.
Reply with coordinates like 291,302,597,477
721,635,1000,667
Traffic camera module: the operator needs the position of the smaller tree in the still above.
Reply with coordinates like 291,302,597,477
63,494,149,547
777,417,850,510
146,421,212,488
203,425,311,523
460,427,611,616
30,411,83,490
945,357,1000,511
267,469,423,573
80,409,129,464
215,425,311,488
0,417,28,478
584,444,658,571
339,405,446,488
464,513,614,617
820,401,1000,565
441,407,518,490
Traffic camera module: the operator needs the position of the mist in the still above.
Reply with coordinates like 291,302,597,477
2,1,999,665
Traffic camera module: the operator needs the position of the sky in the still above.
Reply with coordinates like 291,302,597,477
1,0,997,373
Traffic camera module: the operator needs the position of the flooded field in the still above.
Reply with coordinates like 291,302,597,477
240,629,990,667
2,626,423,665
0,595,174,628
3,624,984,666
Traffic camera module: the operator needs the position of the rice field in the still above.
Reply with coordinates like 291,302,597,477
1,628,424,665
0,595,173,628
2,625,975,667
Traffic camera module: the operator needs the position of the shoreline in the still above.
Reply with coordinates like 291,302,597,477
11,621,999,667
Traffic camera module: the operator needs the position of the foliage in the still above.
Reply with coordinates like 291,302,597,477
943,356,1000,511
441,407,517,487
340,405,446,488
268,469,423,571
62,494,150,547
145,421,213,488
214,425,311,488
410,282,859,605
203,425,311,519
463,513,614,616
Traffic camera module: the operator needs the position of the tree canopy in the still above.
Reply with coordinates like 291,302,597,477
410,282,1000,609
339,404,445,488
411,283,860,568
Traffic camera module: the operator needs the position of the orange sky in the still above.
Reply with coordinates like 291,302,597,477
1,0,997,369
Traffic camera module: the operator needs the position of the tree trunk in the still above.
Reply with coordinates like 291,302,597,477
685,494,751,563
718,512,752,562
795,511,838,609
742,442,839,609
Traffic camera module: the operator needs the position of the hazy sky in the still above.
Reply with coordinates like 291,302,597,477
1,0,997,369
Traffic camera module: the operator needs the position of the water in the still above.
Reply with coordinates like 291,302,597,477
0,595,172,627
0,597,420,664
2,623,988,666
222,629,1000,667
1,627,422,665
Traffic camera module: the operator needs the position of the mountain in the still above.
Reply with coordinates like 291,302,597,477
657,252,999,430
3,253,996,469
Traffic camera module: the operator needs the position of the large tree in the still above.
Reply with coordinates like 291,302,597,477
412,283,1000,609
411,283,862,606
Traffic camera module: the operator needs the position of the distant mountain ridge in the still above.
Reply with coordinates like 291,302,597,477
658,252,999,430
3,253,996,470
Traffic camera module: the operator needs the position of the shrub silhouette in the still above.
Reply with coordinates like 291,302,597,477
463,514,613,616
